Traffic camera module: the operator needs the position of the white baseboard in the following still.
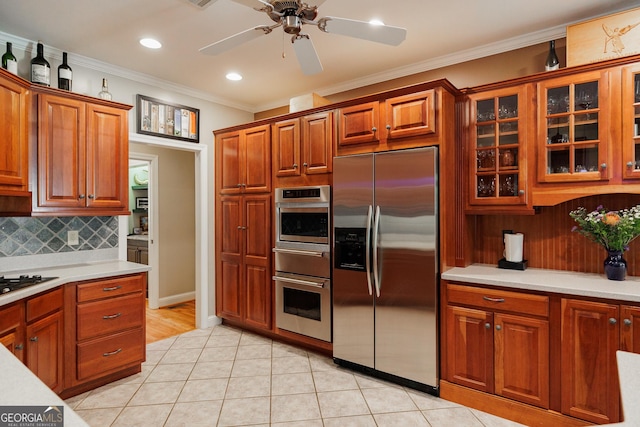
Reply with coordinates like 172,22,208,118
157,291,195,308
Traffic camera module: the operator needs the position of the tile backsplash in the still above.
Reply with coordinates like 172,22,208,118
0,216,118,257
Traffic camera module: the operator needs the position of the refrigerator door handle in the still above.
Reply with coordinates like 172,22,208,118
372,205,381,297
365,205,373,296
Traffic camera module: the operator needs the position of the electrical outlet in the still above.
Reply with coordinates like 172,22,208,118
67,230,79,246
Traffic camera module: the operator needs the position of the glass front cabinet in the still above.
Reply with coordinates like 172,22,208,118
467,86,529,211
622,63,640,180
536,70,610,183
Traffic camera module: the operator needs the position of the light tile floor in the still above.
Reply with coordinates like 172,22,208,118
65,324,526,426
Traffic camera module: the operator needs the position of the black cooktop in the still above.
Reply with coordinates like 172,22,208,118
0,275,58,294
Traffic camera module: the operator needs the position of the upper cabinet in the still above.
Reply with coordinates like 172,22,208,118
337,90,437,155
32,90,131,216
536,69,610,184
466,86,531,213
216,124,271,195
622,63,640,180
272,111,333,186
0,69,30,198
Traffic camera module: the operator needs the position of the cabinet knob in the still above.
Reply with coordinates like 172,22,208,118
518,189,525,195
495,325,502,331
372,127,377,133
386,124,391,131
484,323,491,329
303,162,308,167
293,163,298,169
624,318,632,326
609,317,617,325
15,344,23,350
627,161,634,168
88,194,95,199
236,183,243,188
600,163,607,170
29,337,38,342
79,194,85,199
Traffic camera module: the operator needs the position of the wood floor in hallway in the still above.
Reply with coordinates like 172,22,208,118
145,300,195,343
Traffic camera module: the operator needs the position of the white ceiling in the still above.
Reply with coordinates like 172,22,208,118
0,0,638,112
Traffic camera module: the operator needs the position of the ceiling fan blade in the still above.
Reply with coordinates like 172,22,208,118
292,34,323,75
199,26,270,55
318,17,406,46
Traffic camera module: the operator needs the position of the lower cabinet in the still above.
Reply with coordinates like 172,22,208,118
64,273,146,393
127,238,149,265
0,287,63,392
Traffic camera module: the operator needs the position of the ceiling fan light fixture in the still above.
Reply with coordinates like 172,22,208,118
283,15,301,34
140,38,162,49
226,72,243,81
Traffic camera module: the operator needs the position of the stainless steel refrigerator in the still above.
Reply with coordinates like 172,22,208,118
332,146,438,394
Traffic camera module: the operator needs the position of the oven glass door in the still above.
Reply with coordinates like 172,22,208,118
274,273,331,342
278,207,329,244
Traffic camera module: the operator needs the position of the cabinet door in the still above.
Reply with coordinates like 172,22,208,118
85,103,128,209
561,299,619,424
384,90,436,140
243,194,271,330
243,124,271,193
621,63,640,180
468,87,529,210
494,313,549,408
0,73,29,194
0,302,25,363
338,102,380,147
273,118,301,177
537,70,610,183
37,94,86,208
445,305,494,393
217,196,243,320
217,131,242,194
302,112,333,175
26,311,63,392
621,304,640,353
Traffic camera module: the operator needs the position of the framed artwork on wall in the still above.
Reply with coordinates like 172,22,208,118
136,94,200,143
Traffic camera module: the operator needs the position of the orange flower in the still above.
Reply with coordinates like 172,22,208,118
602,212,621,226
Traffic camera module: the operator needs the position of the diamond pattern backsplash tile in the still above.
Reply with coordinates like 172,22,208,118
0,216,118,257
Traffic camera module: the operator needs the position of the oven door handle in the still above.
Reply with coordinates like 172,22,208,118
365,204,373,296
272,275,325,289
272,248,325,257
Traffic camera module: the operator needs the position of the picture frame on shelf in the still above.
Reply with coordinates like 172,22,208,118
140,216,149,232
136,94,199,143
136,197,149,210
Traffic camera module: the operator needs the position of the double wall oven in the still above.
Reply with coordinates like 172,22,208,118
273,185,331,342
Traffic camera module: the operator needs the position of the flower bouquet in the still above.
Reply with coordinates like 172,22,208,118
570,204,640,280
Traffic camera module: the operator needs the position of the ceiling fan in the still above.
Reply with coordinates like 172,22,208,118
199,0,407,75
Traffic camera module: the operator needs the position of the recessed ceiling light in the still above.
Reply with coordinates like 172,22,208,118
369,19,384,26
226,72,243,81
140,38,162,49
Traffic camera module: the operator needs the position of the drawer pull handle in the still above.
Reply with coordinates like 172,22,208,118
103,312,122,320
103,348,122,357
482,296,505,303
103,285,122,292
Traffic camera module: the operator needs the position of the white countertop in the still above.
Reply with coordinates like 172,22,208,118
0,344,89,426
610,351,640,426
442,264,640,302
0,260,150,307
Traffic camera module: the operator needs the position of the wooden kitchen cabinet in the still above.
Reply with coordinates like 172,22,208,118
32,89,131,216
216,194,271,330
63,273,146,395
561,298,640,424
337,90,437,155
621,63,640,180
444,282,550,409
272,111,333,185
0,68,30,198
0,288,63,392
466,86,532,213
216,124,271,194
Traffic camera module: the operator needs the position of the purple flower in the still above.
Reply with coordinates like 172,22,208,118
596,205,603,211
571,226,578,232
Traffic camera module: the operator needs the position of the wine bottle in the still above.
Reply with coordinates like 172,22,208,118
2,42,18,75
98,78,112,100
545,40,559,72
30,40,51,86
57,52,72,91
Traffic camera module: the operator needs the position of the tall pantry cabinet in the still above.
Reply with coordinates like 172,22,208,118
215,124,272,331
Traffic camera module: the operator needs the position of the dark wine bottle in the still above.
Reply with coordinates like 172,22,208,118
57,52,72,91
2,42,18,75
30,40,51,86
545,40,559,72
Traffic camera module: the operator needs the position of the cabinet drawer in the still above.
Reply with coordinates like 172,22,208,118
26,287,63,322
76,328,144,381
77,274,144,302
447,283,548,317
77,293,143,341
0,303,23,334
